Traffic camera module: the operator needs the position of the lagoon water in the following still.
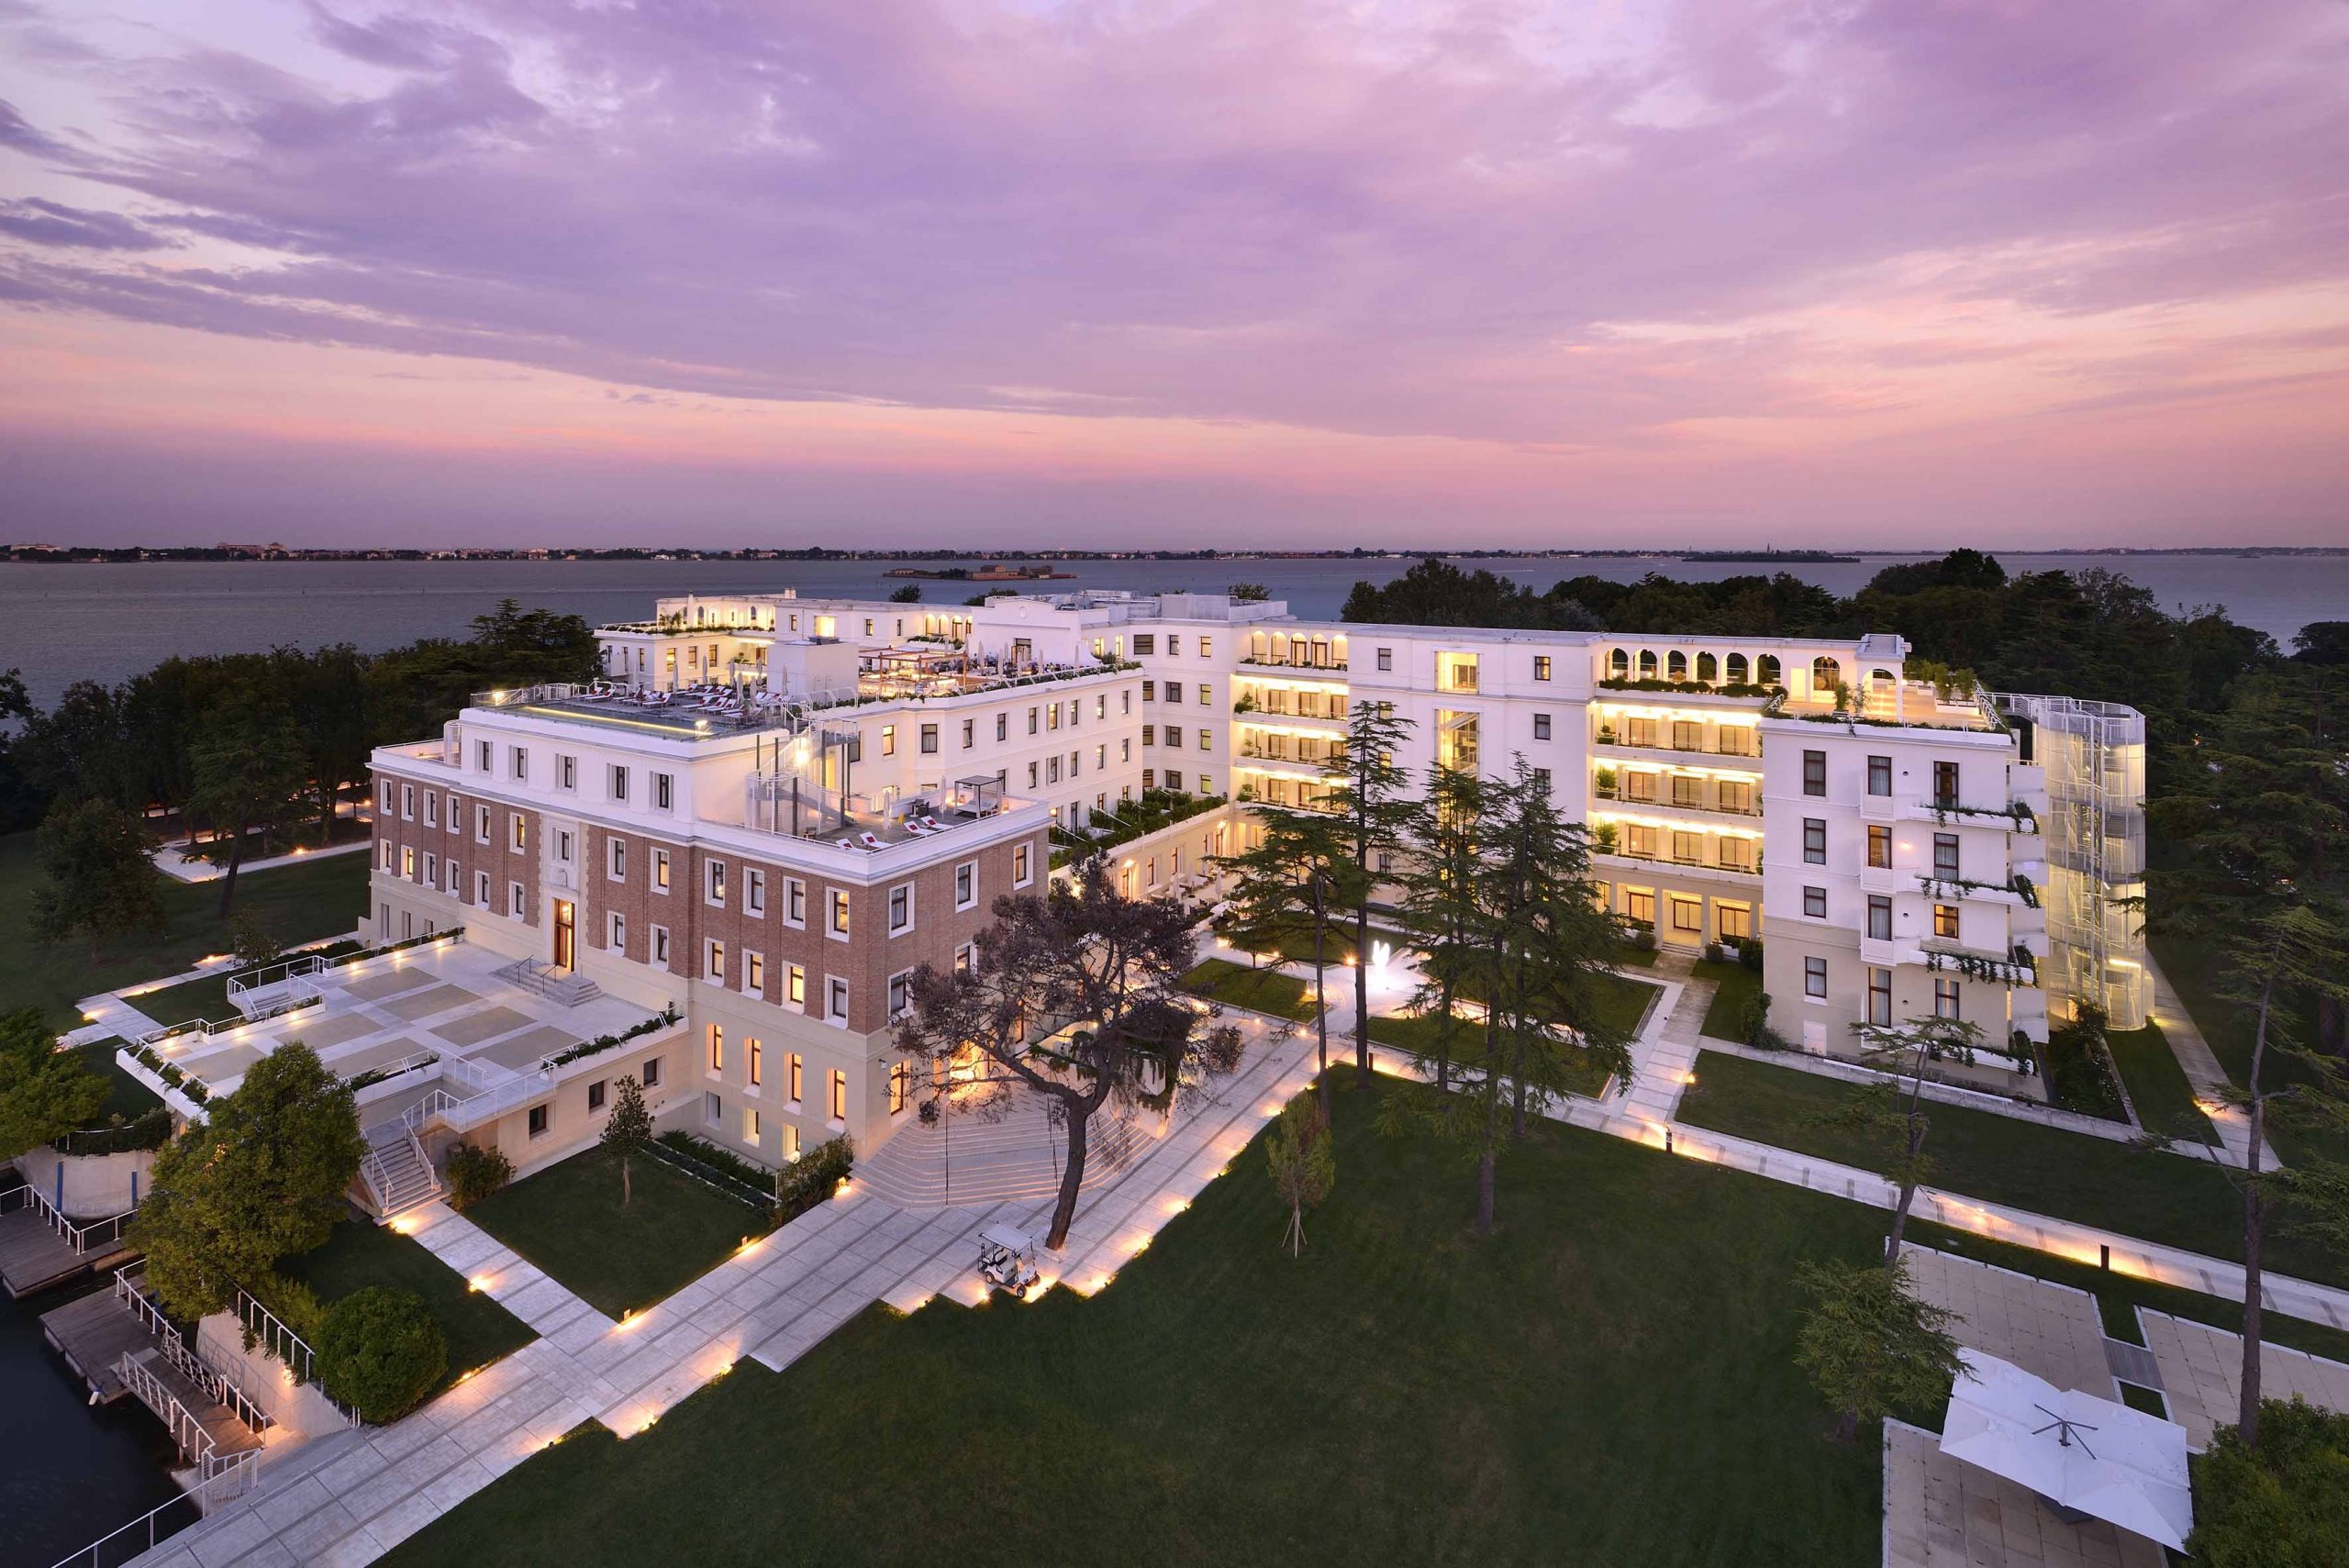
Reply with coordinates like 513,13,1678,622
0,553,2343,710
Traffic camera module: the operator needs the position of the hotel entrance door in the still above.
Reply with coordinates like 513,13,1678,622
552,899,575,970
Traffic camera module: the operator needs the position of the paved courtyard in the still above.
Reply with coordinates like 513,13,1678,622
1883,1420,2164,1568
124,1017,1318,1567
2137,1307,2349,1449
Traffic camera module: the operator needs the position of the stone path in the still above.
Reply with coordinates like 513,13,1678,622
2137,1308,2349,1449
1883,1420,2163,1568
124,1022,1317,1568
2144,953,2277,1170
1902,1246,2115,1396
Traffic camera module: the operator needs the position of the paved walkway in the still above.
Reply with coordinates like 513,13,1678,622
2144,952,2277,1169
124,1022,1318,1567
2137,1307,2349,1449
1902,1247,2115,1397
1883,1419,2163,1568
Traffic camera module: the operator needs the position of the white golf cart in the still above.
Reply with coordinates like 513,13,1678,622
975,1223,1041,1296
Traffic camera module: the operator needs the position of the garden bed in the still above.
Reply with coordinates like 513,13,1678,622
274,1218,536,1395
1180,959,1321,1022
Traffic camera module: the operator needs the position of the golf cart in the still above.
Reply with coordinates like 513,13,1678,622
975,1224,1041,1295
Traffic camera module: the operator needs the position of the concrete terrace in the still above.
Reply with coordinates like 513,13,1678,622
121,1017,1318,1567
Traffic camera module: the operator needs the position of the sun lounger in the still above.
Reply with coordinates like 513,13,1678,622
860,831,885,851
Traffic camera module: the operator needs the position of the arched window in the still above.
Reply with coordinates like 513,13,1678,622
1811,656,1842,691
1638,649,1659,679
1872,668,1897,687
1667,651,1688,681
1756,654,1780,685
1696,651,1719,684
1609,648,1631,680
1725,652,1749,684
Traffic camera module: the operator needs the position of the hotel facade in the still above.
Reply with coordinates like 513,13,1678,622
363,586,2148,1175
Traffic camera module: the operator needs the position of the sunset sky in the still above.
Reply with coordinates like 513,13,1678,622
2,0,2344,547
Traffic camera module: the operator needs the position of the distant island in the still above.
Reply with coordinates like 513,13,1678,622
884,563,1074,582
1678,550,1860,563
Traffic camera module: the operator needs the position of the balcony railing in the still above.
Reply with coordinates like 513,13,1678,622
1238,657,1348,675
1593,730,1762,760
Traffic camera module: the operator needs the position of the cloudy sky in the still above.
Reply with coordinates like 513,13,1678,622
2,0,2344,547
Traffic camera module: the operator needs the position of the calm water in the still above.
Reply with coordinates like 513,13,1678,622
0,553,2343,709
0,1262,184,1567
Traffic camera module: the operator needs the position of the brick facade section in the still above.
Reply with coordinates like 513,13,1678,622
374,773,539,929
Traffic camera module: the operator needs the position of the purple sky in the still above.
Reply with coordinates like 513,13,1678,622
2,0,2345,547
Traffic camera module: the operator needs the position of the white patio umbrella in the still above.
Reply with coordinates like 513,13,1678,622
1939,1349,2193,1551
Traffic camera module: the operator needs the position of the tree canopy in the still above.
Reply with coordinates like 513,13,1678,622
0,1008,109,1161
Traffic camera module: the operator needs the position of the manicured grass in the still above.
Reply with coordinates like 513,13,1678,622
1448,968,1661,1041
462,1147,768,1318
1181,958,1321,1021
384,1071,1887,1568
2105,1021,2217,1147
131,939,367,1028
0,829,370,1029
2147,929,2347,1169
277,1219,537,1393
1677,1051,2349,1289
1695,958,1762,1042
1363,1012,1616,1097
72,1038,162,1122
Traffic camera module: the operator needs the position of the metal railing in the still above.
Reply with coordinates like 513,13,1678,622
45,1449,259,1568
234,1286,319,1385
0,1180,135,1256
117,1271,273,1438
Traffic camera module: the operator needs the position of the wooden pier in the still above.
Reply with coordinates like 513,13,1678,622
0,1204,138,1297
39,1281,153,1403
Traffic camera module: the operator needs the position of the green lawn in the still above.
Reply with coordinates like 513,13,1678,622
1677,1050,2348,1289
131,939,367,1029
1182,958,1321,1021
1363,1012,1616,1098
462,1148,768,1318
2105,1021,2217,1147
384,1071,1887,1568
276,1219,537,1392
1694,959,1762,1043
2147,929,2347,1169
0,830,370,1029
72,1038,162,1123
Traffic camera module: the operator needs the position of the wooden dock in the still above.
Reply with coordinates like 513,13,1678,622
39,1282,153,1403
0,1206,138,1298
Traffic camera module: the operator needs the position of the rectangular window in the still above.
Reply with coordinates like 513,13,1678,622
508,881,525,919
642,1057,662,1089
887,968,912,1018
919,723,938,755
510,812,527,852
1933,977,1962,1019
588,1079,607,1112
825,977,850,1025
1933,903,1961,940
379,839,395,873
1804,956,1828,999
1867,824,1891,869
745,951,764,994
652,849,672,892
1804,885,1828,919
787,1052,803,1104
1376,648,1392,672
1132,634,1155,656
996,713,1008,742
1866,895,1892,940
609,764,629,803
1866,967,1893,1026
785,963,806,1010
785,877,806,927
529,1104,548,1138
654,773,674,811
607,838,628,881
1013,842,1032,887
1670,896,1703,934
1867,755,1892,796
510,746,529,783
887,883,912,934
889,1062,910,1116
558,753,576,791
705,859,727,906
1533,654,1552,682
1718,903,1752,940
1933,761,1960,808
881,724,896,756
475,871,491,906
1933,833,1960,880
1533,713,1552,740
1803,818,1827,864
962,718,974,749
828,889,851,939
706,940,725,982
704,1092,722,1128
476,740,492,773
651,924,670,968
1802,749,1827,796
828,1068,847,1120
742,1106,762,1145
784,1123,801,1162
1624,888,1656,926
744,868,765,917
422,790,437,828
607,910,626,951
707,1024,724,1073
401,845,417,879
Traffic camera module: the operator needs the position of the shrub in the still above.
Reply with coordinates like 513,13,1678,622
2188,1396,2349,1567
248,1269,326,1348
2040,1006,2125,1120
1626,924,1658,953
315,1285,447,1423
1702,941,1725,965
776,1136,855,1222
443,1143,513,1210
1738,989,1786,1050
1739,938,1765,973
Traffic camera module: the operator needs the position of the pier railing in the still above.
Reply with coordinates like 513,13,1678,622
43,1447,260,1568
0,1178,134,1256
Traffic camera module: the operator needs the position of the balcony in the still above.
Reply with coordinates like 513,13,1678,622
1598,790,1764,825
1859,862,1900,895
1238,656,1347,674
1921,940,2040,988
1593,849,1760,885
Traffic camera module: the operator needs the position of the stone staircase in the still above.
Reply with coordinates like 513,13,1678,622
360,1120,440,1218
495,957,604,1007
856,1088,1159,1208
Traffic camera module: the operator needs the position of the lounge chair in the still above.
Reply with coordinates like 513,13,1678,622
860,831,885,851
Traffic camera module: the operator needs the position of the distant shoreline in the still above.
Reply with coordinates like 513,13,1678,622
7,546,2345,566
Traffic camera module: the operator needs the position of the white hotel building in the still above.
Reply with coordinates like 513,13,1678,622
363,585,2147,1172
